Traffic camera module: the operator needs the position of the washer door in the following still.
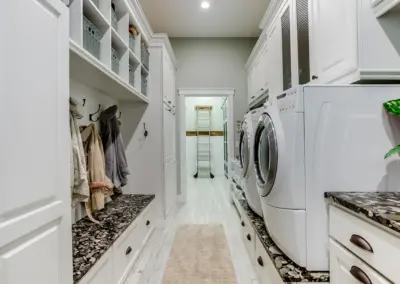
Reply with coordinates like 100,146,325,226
254,113,278,197
239,124,250,177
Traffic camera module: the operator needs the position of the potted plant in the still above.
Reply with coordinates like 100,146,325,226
384,99,400,159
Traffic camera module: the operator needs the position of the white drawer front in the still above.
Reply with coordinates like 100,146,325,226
113,222,141,284
254,237,282,284
141,202,155,245
243,224,256,259
330,205,400,283
79,251,113,284
330,238,390,284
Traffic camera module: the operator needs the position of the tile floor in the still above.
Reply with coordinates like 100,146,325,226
125,176,260,284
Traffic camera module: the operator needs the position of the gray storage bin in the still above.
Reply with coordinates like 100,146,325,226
129,64,135,87
112,48,120,74
141,44,149,70
129,34,136,52
111,9,118,30
83,16,101,59
141,75,147,96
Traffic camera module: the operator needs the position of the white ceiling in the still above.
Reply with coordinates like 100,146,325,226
139,0,270,38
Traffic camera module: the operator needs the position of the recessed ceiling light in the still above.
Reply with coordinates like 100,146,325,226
201,1,210,9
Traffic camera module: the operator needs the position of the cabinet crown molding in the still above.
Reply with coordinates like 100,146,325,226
150,34,177,66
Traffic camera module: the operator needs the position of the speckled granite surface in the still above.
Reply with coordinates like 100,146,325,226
325,192,400,234
72,194,155,283
235,198,329,283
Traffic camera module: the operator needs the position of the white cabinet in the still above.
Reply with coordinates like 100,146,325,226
310,0,400,83
78,202,155,284
0,1,72,284
150,35,178,219
329,238,390,284
266,20,283,97
310,0,358,84
247,43,269,105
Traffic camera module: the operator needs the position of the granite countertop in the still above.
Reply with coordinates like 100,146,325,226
234,196,329,283
325,192,400,234
72,194,155,284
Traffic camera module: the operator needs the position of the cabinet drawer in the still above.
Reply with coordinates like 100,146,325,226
330,205,400,283
139,201,155,246
243,222,256,259
254,236,282,284
113,222,141,284
79,250,113,284
330,238,390,284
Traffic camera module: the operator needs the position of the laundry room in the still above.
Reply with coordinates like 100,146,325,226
3,0,400,284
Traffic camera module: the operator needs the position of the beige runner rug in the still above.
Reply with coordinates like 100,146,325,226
162,224,238,284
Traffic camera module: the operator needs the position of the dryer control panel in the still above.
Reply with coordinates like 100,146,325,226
277,86,304,113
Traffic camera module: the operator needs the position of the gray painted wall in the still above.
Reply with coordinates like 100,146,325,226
170,38,256,136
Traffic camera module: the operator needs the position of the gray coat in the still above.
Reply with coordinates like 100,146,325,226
99,105,130,194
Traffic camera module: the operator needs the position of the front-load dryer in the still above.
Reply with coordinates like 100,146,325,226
239,108,264,216
254,85,400,271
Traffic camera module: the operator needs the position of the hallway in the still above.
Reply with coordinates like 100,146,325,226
126,177,260,284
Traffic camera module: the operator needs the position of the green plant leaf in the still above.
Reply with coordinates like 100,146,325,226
385,145,400,159
384,99,400,116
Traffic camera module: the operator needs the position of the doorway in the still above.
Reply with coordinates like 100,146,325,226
177,89,235,203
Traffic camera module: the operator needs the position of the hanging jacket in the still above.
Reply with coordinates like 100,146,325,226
70,98,90,205
80,124,114,211
99,105,130,194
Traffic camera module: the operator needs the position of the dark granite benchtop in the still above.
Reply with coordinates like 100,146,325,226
72,194,155,284
231,187,329,283
325,192,400,235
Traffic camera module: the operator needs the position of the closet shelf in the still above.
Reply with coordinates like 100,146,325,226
111,28,127,54
70,40,148,103
141,64,149,76
129,49,140,65
82,0,109,28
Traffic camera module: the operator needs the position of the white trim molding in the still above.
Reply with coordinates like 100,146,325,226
178,88,235,96
151,34,177,67
177,88,235,204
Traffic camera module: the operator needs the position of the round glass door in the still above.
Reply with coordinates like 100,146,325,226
239,126,249,177
254,114,278,197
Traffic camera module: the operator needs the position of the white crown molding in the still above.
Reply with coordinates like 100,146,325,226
178,88,235,96
259,0,283,30
150,34,177,66
245,31,267,71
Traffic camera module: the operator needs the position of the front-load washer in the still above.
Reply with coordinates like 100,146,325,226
254,85,400,271
239,108,264,216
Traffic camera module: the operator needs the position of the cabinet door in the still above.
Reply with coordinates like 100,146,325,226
330,239,391,284
0,1,71,284
267,22,283,96
164,160,177,218
311,0,358,83
248,66,256,103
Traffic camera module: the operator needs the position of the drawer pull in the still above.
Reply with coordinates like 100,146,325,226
257,256,264,267
350,266,372,284
126,246,132,255
246,234,251,241
146,220,150,226
241,221,245,227
350,234,373,253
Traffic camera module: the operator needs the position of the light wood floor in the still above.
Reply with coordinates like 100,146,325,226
125,176,260,284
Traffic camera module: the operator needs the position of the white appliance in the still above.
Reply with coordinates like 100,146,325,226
240,108,264,216
254,85,400,271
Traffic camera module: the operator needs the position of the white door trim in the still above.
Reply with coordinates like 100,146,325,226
177,88,235,203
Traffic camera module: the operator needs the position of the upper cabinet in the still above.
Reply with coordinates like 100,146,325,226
69,0,150,102
309,0,400,84
247,0,400,103
309,0,358,84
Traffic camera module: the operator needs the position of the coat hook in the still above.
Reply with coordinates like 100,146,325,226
89,104,101,122
82,98,86,107
143,123,148,137
116,111,122,119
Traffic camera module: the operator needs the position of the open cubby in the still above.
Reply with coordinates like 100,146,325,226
68,0,150,101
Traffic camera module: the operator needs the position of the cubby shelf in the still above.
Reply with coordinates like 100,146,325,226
68,0,150,101
70,40,148,103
